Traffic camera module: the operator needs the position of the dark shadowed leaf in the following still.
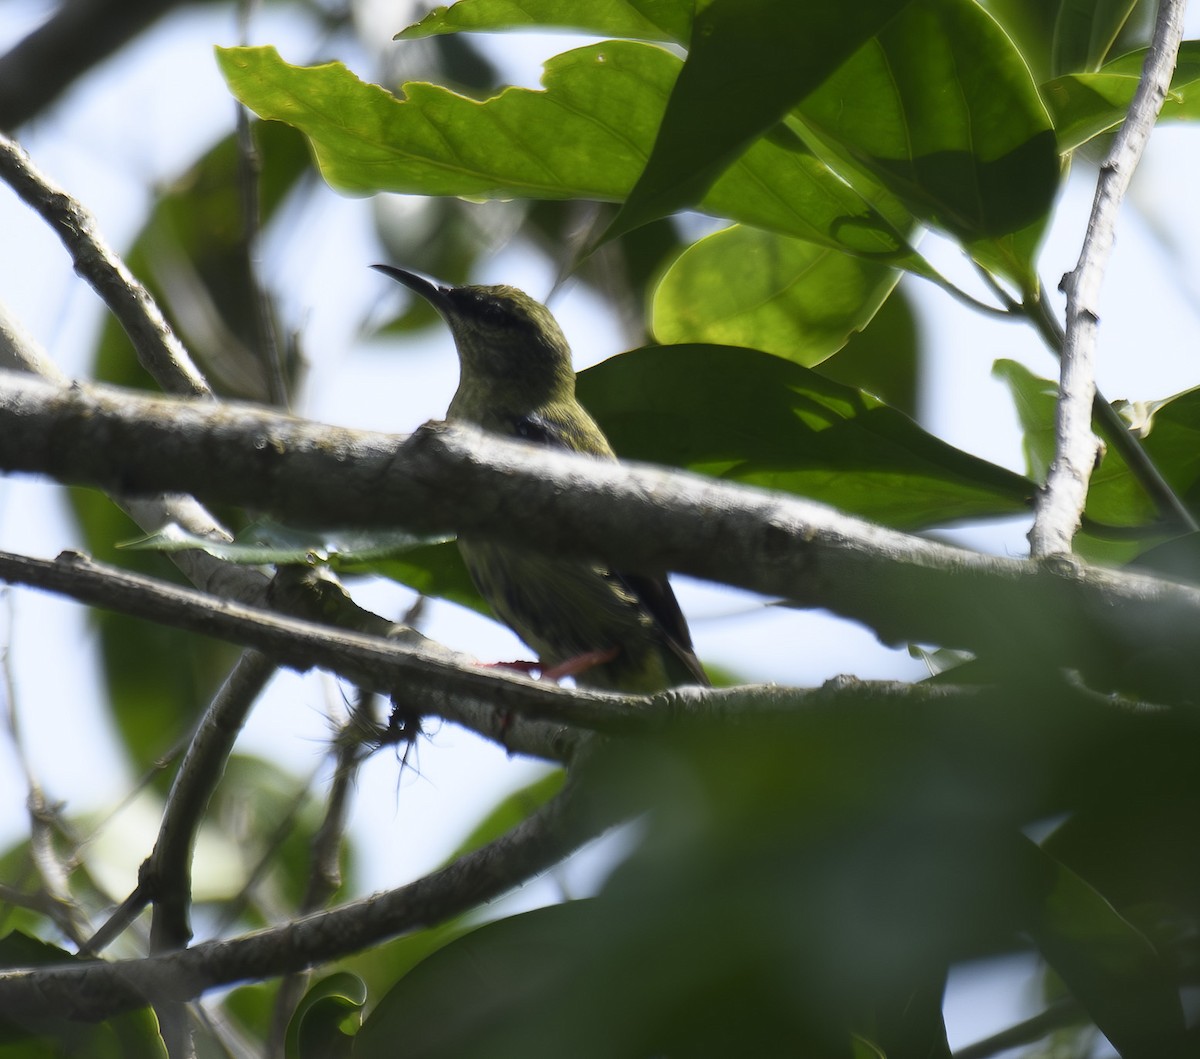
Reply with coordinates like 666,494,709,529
605,0,911,240
578,344,1031,529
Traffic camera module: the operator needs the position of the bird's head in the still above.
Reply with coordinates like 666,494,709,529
373,265,576,408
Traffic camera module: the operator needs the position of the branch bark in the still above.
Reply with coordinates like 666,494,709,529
1030,0,1190,555
1,372,1199,697
0,763,610,1023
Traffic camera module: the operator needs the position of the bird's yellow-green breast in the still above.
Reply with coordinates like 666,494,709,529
374,265,707,692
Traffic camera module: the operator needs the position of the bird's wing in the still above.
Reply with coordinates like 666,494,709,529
511,412,709,686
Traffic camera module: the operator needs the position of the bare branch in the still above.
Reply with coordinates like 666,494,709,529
0,764,609,1022
1031,0,1189,555
0,132,210,397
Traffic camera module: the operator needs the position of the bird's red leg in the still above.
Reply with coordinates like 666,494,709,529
541,646,620,682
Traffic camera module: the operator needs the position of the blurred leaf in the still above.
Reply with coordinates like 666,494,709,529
651,226,900,367
348,678,1200,1058
286,972,365,1059
396,0,691,42
352,903,604,1059
992,358,1057,483
795,0,1060,287
223,980,280,1051
441,769,565,864
349,540,489,617
578,344,1031,530
90,119,311,401
605,0,910,241
1052,0,1139,74
203,755,341,925
1043,40,1200,152
1023,840,1186,1058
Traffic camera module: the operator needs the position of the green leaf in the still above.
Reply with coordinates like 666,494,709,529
651,226,900,366
218,43,936,275
1023,839,1186,1059
350,540,489,617
1052,0,1139,75
992,358,1057,483
285,972,365,1059
352,903,602,1059
796,0,1060,285
1043,40,1200,153
605,0,913,241
996,361,1200,563
441,770,565,864
395,0,692,43
577,344,1031,530
217,42,673,201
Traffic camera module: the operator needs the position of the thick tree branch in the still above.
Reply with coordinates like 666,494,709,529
1030,0,1189,555
0,548,605,750
2,373,1200,696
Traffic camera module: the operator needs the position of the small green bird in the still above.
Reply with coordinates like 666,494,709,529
374,265,707,692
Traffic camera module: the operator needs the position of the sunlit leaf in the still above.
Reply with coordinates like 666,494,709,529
1043,40,1200,152
217,43,935,275
651,226,900,366
1052,0,1139,75
395,0,691,43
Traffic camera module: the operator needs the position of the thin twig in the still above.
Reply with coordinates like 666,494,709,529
0,132,211,397
1030,0,1189,555
1025,286,1196,533
0,763,611,1021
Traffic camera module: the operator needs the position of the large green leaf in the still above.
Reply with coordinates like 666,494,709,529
796,0,1060,286
577,344,1031,529
217,43,933,275
651,226,901,366
605,0,913,240
1052,0,1139,75
395,0,692,43
1043,40,1200,152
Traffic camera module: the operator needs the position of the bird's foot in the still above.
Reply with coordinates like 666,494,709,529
541,646,620,683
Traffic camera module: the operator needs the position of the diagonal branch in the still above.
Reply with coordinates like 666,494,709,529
0,763,611,1023
1030,0,1190,556
0,132,210,397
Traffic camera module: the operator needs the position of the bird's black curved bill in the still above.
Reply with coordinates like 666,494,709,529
371,264,449,312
